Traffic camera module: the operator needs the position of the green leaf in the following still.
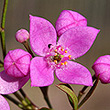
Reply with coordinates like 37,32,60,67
56,83,78,110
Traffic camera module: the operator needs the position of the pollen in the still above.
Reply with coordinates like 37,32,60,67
68,55,71,59
61,47,64,51
65,50,67,53
61,49,64,51
55,49,57,52
61,62,64,65
64,61,67,65
54,60,57,64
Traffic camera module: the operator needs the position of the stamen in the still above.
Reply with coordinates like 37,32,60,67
55,49,57,52
61,48,64,51
65,50,67,53
45,45,70,69
68,55,71,59
54,60,57,64
61,62,64,65
64,61,67,65
61,46,64,51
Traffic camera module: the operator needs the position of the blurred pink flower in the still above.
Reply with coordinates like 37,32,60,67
29,12,99,87
0,95,10,110
92,55,110,84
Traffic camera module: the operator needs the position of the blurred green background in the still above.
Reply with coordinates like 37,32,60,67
0,0,110,110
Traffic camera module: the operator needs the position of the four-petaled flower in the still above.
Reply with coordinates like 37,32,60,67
29,10,100,87
0,10,100,97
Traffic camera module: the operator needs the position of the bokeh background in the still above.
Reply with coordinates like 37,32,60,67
0,0,110,110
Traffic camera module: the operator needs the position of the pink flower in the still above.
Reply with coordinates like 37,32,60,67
29,12,100,87
55,10,87,36
0,49,31,94
92,55,110,84
0,95,10,110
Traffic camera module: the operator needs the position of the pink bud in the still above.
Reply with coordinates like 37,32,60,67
4,49,32,78
15,29,29,43
92,55,110,84
55,10,87,36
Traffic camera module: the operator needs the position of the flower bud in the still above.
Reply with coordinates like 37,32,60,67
55,10,87,36
15,29,29,43
92,55,110,84
4,49,32,78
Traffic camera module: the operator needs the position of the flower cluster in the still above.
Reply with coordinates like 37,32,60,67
0,10,100,109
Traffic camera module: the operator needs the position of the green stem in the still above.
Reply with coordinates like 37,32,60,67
0,0,8,59
0,59,4,64
13,92,28,106
1,0,8,28
78,76,99,108
19,88,39,109
0,59,4,67
2,94,24,109
40,87,53,109
78,75,96,101
22,41,35,57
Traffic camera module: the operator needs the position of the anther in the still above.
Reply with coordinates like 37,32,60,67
55,49,57,52
68,55,71,59
54,60,57,64
65,50,67,53
61,48,64,51
64,61,67,65
61,62,64,65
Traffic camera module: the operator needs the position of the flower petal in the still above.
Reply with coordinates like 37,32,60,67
30,15,57,56
30,57,54,87
58,26,100,59
0,95,10,110
56,10,87,36
56,61,93,86
0,70,29,94
92,55,110,84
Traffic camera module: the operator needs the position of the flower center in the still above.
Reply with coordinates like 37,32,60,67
45,45,71,69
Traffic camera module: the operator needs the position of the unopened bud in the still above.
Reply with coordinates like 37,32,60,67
92,55,110,84
15,29,29,43
4,49,32,78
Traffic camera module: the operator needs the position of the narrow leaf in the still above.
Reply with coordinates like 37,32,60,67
56,83,78,110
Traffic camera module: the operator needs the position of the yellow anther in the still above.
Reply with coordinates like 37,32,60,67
61,62,64,65
54,53,57,56
61,48,64,51
68,55,71,59
54,60,57,64
65,50,67,53
55,49,57,52
64,61,68,65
